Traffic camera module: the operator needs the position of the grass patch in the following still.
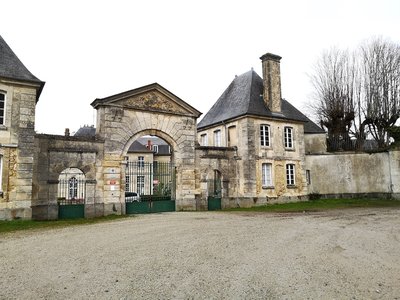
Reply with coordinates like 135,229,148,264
227,198,400,213
0,214,129,235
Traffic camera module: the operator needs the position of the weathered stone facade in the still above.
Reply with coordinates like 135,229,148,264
32,134,104,220
0,82,42,220
91,83,201,213
5,34,398,221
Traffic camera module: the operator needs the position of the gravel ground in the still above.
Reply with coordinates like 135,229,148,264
1,208,400,299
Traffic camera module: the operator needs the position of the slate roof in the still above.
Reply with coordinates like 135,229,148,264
197,70,324,134
127,140,153,153
74,126,96,137
0,35,45,100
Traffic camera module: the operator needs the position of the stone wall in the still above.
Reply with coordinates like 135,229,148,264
304,133,327,154
195,146,237,209
0,83,39,220
32,134,104,220
305,150,400,198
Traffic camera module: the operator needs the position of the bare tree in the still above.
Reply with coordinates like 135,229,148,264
309,37,400,151
360,38,400,147
309,48,357,150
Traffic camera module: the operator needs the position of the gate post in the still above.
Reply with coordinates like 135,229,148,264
102,154,123,216
85,179,96,218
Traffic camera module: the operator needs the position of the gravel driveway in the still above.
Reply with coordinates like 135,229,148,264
1,208,400,299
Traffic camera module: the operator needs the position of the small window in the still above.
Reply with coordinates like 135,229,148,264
0,92,5,125
68,177,78,199
306,170,311,185
137,175,145,195
200,134,208,146
214,130,221,147
138,156,144,168
125,175,131,192
260,125,270,147
262,163,273,187
153,145,158,153
284,127,294,149
228,126,237,147
286,164,295,186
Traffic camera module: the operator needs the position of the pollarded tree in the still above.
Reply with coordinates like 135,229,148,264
309,48,360,150
360,38,400,147
310,37,400,151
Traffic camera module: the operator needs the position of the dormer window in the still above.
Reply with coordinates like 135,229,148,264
0,92,5,125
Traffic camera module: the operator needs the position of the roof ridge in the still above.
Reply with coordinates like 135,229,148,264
246,69,257,113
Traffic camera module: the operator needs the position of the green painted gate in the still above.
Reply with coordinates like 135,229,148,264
57,177,86,219
207,170,222,211
125,162,176,214
58,201,85,219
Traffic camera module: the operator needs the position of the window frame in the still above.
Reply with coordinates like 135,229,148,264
286,163,296,186
306,170,311,185
214,129,222,147
125,175,131,192
262,163,273,188
152,145,159,153
260,124,271,147
200,133,208,146
138,156,144,168
284,126,294,149
68,177,78,199
0,91,6,126
137,175,145,195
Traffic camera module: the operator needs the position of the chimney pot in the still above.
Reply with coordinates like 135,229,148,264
65,128,70,137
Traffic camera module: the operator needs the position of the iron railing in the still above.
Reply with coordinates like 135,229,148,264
125,161,175,199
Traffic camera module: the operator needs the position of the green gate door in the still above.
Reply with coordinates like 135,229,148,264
208,170,222,211
57,177,86,219
125,162,176,214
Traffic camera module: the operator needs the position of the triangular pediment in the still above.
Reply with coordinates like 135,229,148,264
91,83,201,118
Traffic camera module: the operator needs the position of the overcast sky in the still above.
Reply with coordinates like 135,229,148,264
1,0,399,135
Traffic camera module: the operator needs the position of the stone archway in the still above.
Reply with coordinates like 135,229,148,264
91,83,202,215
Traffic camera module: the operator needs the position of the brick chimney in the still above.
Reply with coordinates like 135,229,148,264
260,53,282,113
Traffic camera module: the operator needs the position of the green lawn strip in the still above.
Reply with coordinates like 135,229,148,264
226,198,400,213
0,214,129,234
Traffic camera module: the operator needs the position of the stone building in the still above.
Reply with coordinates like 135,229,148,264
196,54,325,206
3,34,366,221
0,35,45,220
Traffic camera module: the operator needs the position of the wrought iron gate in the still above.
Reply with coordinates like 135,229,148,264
57,178,86,219
125,161,176,214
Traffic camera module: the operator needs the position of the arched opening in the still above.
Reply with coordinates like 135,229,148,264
123,133,176,214
57,168,86,219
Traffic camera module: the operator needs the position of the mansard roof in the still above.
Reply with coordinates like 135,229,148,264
0,35,45,100
74,125,96,137
127,140,153,153
197,70,324,134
